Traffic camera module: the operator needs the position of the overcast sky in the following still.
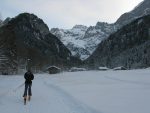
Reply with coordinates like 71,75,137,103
0,0,143,29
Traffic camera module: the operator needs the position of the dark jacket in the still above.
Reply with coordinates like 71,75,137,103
24,71,34,84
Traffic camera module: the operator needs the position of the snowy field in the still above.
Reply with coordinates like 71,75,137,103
0,69,150,113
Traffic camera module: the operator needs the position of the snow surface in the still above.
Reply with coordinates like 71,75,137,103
0,69,150,113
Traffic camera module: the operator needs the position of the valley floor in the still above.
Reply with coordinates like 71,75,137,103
0,69,150,113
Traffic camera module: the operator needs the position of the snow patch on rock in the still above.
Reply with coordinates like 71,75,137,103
50,23,118,60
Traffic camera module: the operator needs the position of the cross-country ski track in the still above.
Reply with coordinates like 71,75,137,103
0,74,101,113
0,69,150,113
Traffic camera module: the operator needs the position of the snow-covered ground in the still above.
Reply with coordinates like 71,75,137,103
0,69,150,113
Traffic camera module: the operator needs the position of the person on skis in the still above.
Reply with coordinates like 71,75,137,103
23,69,34,104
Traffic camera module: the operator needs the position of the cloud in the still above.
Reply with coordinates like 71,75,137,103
0,0,143,28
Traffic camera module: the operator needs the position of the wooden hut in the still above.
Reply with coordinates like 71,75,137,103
113,66,127,70
47,66,61,74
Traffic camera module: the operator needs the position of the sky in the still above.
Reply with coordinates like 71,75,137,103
0,0,143,29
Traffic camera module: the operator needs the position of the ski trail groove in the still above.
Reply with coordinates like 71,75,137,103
104,75,150,86
0,82,24,98
43,80,101,113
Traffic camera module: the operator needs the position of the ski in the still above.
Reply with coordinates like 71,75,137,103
28,96,31,101
24,97,27,105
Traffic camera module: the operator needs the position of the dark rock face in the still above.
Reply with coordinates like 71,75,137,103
0,13,76,73
116,0,150,27
86,15,150,69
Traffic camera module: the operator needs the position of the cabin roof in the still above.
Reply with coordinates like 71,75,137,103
47,66,61,70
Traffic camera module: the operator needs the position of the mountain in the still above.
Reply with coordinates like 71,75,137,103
2,17,11,25
116,0,150,26
50,23,118,60
0,13,79,74
51,0,150,61
0,18,12,28
51,25,90,60
86,15,150,69
82,22,118,54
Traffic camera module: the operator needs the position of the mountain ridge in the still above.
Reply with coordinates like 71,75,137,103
86,15,150,69
50,0,150,60
116,0,150,26
0,13,80,74
50,23,117,60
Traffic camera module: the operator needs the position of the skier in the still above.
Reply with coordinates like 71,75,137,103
23,69,34,105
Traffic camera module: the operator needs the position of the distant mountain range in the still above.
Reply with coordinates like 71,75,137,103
50,25,89,60
50,22,118,60
0,0,149,73
51,0,150,60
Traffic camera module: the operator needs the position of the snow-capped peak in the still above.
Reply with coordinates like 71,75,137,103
51,23,117,60
72,25,88,30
